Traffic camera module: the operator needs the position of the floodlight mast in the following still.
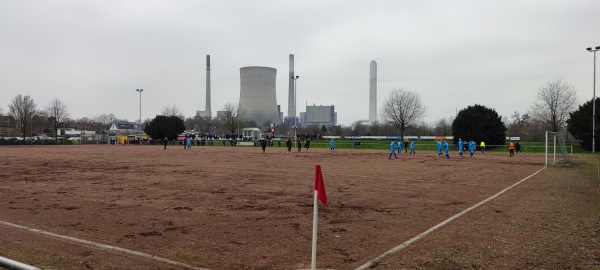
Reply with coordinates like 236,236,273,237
291,75,299,147
136,89,143,139
587,46,599,153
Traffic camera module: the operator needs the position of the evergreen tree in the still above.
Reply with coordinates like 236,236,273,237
452,104,506,147
144,115,185,140
567,98,599,151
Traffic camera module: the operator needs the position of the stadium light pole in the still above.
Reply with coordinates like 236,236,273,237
291,75,299,147
587,46,599,153
136,89,143,140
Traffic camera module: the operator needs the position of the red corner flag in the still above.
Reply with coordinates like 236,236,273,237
314,164,327,205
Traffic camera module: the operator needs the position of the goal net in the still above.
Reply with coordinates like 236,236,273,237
545,131,575,166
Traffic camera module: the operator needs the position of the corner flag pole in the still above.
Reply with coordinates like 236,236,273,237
311,187,319,270
311,164,327,270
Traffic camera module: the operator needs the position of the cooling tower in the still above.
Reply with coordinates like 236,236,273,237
369,61,377,123
239,66,281,125
206,55,211,117
288,54,295,120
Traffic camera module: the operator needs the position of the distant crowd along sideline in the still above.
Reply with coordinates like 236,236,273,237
328,136,521,141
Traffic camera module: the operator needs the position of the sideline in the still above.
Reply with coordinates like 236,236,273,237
355,166,547,270
0,220,209,270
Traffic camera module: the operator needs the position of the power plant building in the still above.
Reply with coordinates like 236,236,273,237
305,105,336,128
239,66,282,126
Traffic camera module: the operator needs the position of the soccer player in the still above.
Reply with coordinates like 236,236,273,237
260,137,267,154
480,141,485,154
458,138,464,159
286,138,292,153
509,141,515,157
469,139,475,158
436,139,443,158
443,139,450,158
389,139,398,159
330,138,335,152
409,141,416,155
397,139,403,154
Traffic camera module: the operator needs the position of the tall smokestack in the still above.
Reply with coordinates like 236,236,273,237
369,60,377,123
288,54,295,122
206,55,211,117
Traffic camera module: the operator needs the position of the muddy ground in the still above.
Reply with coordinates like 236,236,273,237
0,145,598,269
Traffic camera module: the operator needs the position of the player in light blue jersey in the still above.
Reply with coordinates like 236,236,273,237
443,139,450,158
436,139,443,158
458,138,464,159
409,141,415,155
469,139,476,158
397,140,403,154
330,138,335,152
389,139,398,159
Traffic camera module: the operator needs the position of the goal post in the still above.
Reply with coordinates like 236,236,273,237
545,131,575,167
545,131,557,167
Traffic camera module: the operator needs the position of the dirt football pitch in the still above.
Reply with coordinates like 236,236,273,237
0,145,598,269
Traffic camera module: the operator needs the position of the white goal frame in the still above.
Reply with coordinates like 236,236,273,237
545,131,558,167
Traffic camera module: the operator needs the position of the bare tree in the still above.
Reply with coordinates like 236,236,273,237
529,78,578,132
161,105,183,118
507,111,530,138
351,121,367,136
433,117,453,136
381,88,427,138
44,98,70,140
95,114,112,130
368,121,383,136
9,94,37,137
219,102,246,136
305,124,322,136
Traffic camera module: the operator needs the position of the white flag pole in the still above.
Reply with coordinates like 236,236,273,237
311,190,318,270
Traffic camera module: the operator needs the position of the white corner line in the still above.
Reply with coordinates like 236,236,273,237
355,166,547,270
0,221,209,270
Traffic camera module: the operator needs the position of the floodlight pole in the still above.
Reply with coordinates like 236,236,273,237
587,46,599,153
136,89,143,140
292,75,299,147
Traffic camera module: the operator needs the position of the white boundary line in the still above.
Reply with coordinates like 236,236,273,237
0,220,209,270
355,166,547,270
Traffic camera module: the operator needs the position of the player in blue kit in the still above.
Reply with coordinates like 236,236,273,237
443,139,450,158
458,138,464,159
389,139,398,159
436,139,443,158
397,140,403,154
409,141,415,155
469,139,476,158
330,138,335,152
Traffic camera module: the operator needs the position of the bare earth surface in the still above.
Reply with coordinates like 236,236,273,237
0,145,598,269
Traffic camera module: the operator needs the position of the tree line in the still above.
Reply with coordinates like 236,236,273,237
2,77,598,151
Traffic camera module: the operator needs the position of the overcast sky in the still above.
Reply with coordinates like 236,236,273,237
1,0,599,126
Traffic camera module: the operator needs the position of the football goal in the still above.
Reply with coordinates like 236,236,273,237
545,131,574,167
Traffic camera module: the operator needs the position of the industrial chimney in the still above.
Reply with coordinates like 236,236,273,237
369,60,377,123
205,55,211,118
287,54,295,125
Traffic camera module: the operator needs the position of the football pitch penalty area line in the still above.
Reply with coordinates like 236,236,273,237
355,166,547,270
0,220,209,270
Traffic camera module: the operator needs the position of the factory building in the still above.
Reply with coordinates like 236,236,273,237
304,105,336,128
